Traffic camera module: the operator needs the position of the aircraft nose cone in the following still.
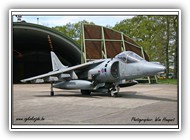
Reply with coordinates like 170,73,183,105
151,63,166,74
160,65,166,71
143,62,166,76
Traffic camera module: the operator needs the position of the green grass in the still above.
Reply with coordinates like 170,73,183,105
157,78,178,84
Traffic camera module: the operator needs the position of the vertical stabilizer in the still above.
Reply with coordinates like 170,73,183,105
50,51,67,71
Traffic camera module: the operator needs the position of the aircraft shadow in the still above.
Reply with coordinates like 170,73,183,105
35,90,105,99
35,90,177,102
119,91,177,102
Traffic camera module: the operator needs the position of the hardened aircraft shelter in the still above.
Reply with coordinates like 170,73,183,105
81,24,149,63
13,22,81,83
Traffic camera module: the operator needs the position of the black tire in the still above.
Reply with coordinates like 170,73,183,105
50,91,54,96
108,85,120,97
113,92,118,97
81,90,91,95
109,89,118,97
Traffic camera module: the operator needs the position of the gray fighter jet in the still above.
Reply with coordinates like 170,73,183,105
21,51,165,97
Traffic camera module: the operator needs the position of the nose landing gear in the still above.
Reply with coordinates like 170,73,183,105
108,85,120,97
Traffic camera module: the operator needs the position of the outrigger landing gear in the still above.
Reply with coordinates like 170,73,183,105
50,82,54,96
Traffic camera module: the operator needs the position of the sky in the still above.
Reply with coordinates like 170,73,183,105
13,15,133,27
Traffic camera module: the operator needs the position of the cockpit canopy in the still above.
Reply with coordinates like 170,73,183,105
115,51,145,63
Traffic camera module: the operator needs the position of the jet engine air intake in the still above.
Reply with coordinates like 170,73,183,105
111,61,119,79
93,60,120,83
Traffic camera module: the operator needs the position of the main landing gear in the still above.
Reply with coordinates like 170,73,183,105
81,90,91,95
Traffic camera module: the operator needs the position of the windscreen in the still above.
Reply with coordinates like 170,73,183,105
115,51,144,63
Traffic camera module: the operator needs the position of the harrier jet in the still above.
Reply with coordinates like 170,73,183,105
21,51,165,97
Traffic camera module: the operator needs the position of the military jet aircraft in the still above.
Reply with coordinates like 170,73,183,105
21,51,165,97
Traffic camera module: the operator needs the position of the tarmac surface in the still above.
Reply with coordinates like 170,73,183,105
12,84,178,125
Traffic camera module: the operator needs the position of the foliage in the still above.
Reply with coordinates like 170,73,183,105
113,16,178,79
157,78,177,84
52,20,95,46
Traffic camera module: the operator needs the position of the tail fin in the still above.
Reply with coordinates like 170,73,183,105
50,51,67,71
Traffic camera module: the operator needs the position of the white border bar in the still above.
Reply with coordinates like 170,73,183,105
11,9,179,16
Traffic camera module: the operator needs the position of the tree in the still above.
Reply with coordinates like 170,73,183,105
52,20,95,46
113,15,178,79
170,16,178,79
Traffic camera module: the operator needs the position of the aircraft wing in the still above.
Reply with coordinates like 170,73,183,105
21,59,105,83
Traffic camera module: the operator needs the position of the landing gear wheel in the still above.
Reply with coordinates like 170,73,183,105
50,82,54,96
81,90,91,95
109,86,120,97
110,90,118,97
50,91,54,96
